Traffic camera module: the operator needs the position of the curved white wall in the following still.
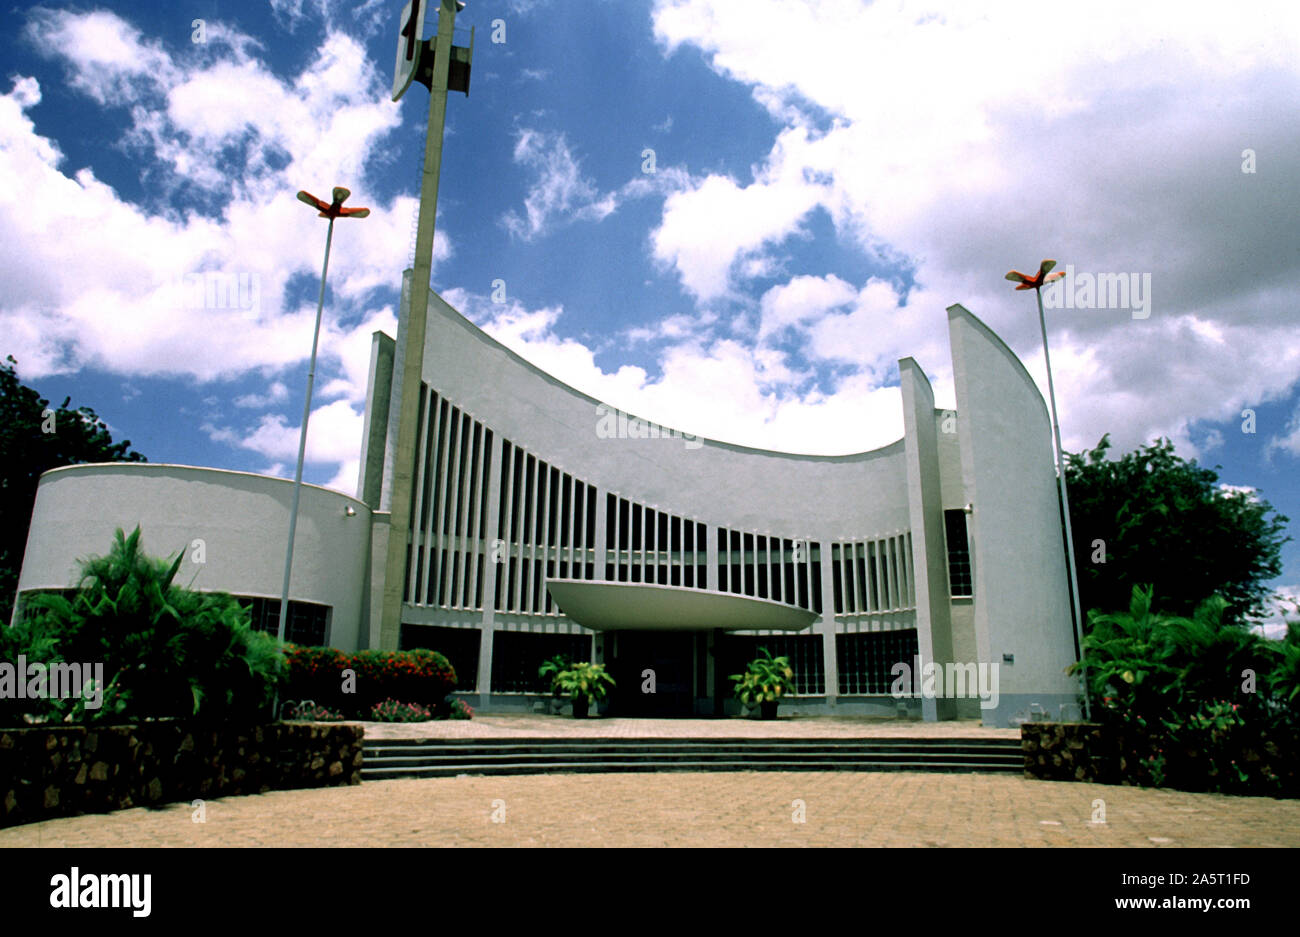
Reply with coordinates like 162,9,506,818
16,464,372,651
418,286,913,543
948,303,1081,723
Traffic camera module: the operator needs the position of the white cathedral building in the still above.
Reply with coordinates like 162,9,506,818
15,276,1082,725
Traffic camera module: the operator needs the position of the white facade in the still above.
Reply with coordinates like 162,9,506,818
14,285,1082,725
16,464,373,652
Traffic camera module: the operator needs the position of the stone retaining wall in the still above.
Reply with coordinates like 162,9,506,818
1021,722,1117,783
0,722,363,828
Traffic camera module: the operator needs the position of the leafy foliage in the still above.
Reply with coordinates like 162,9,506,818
1071,585,1299,795
547,661,615,705
2,527,284,725
0,356,146,624
729,646,796,707
537,653,575,695
1065,434,1289,625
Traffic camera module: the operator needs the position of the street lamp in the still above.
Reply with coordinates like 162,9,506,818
276,186,370,646
1005,258,1090,721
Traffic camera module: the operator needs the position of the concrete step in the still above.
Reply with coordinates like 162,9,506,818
363,752,1020,768
362,737,1020,752
362,760,1023,779
359,736,1024,778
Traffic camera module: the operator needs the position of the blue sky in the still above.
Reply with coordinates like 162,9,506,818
3,0,1299,625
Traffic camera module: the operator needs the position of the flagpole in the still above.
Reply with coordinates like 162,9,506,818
1034,282,1090,721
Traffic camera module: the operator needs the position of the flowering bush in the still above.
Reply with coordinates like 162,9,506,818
283,645,456,718
282,700,346,722
369,699,433,722
446,697,474,720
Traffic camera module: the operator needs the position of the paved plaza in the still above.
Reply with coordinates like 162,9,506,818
4,717,1296,848
5,764,1298,848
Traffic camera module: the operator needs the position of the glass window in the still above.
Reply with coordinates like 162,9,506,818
944,509,973,597
836,629,919,695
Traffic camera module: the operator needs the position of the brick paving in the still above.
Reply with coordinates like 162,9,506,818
4,771,1296,848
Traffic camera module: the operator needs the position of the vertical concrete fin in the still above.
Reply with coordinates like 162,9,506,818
358,329,396,507
946,303,1078,726
899,357,957,720
379,270,413,514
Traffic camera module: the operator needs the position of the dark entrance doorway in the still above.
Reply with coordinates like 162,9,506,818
608,631,695,716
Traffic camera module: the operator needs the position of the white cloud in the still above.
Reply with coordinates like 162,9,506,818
1218,483,1259,501
234,382,290,409
2,10,434,489
236,398,363,463
758,273,855,341
500,128,694,242
643,0,1300,458
269,0,389,37
1266,406,1300,461
501,129,619,240
24,9,178,105
650,126,825,301
1247,585,1300,640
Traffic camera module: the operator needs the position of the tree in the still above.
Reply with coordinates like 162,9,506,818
1065,434,1290,626
0,355,146,624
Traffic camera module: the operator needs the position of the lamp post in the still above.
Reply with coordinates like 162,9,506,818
1005,258,1090,721
276,186,370,646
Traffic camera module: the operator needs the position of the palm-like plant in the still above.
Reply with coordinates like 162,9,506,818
14,527,284,724
1072,584,1280,720
1269,622,1300,713
1070,585,1177,714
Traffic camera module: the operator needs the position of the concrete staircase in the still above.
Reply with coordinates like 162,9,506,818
361,736,1024,779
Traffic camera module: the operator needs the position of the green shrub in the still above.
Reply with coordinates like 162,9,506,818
2,527,284,725
1073,584,1299,795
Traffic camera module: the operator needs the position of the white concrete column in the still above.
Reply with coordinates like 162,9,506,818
818,540,838,705
593,489,607,582
706,524,718,592
477,432,504,703
417,391,443,606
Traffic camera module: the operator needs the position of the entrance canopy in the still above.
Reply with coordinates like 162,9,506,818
545,579,817,632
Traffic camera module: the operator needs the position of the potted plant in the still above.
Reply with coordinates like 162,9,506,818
730,646,796,719
550,661,616,718
538,653,574,714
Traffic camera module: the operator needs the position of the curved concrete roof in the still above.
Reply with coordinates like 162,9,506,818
545,578,818,632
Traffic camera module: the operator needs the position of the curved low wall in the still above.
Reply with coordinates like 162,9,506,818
16,464,372,651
